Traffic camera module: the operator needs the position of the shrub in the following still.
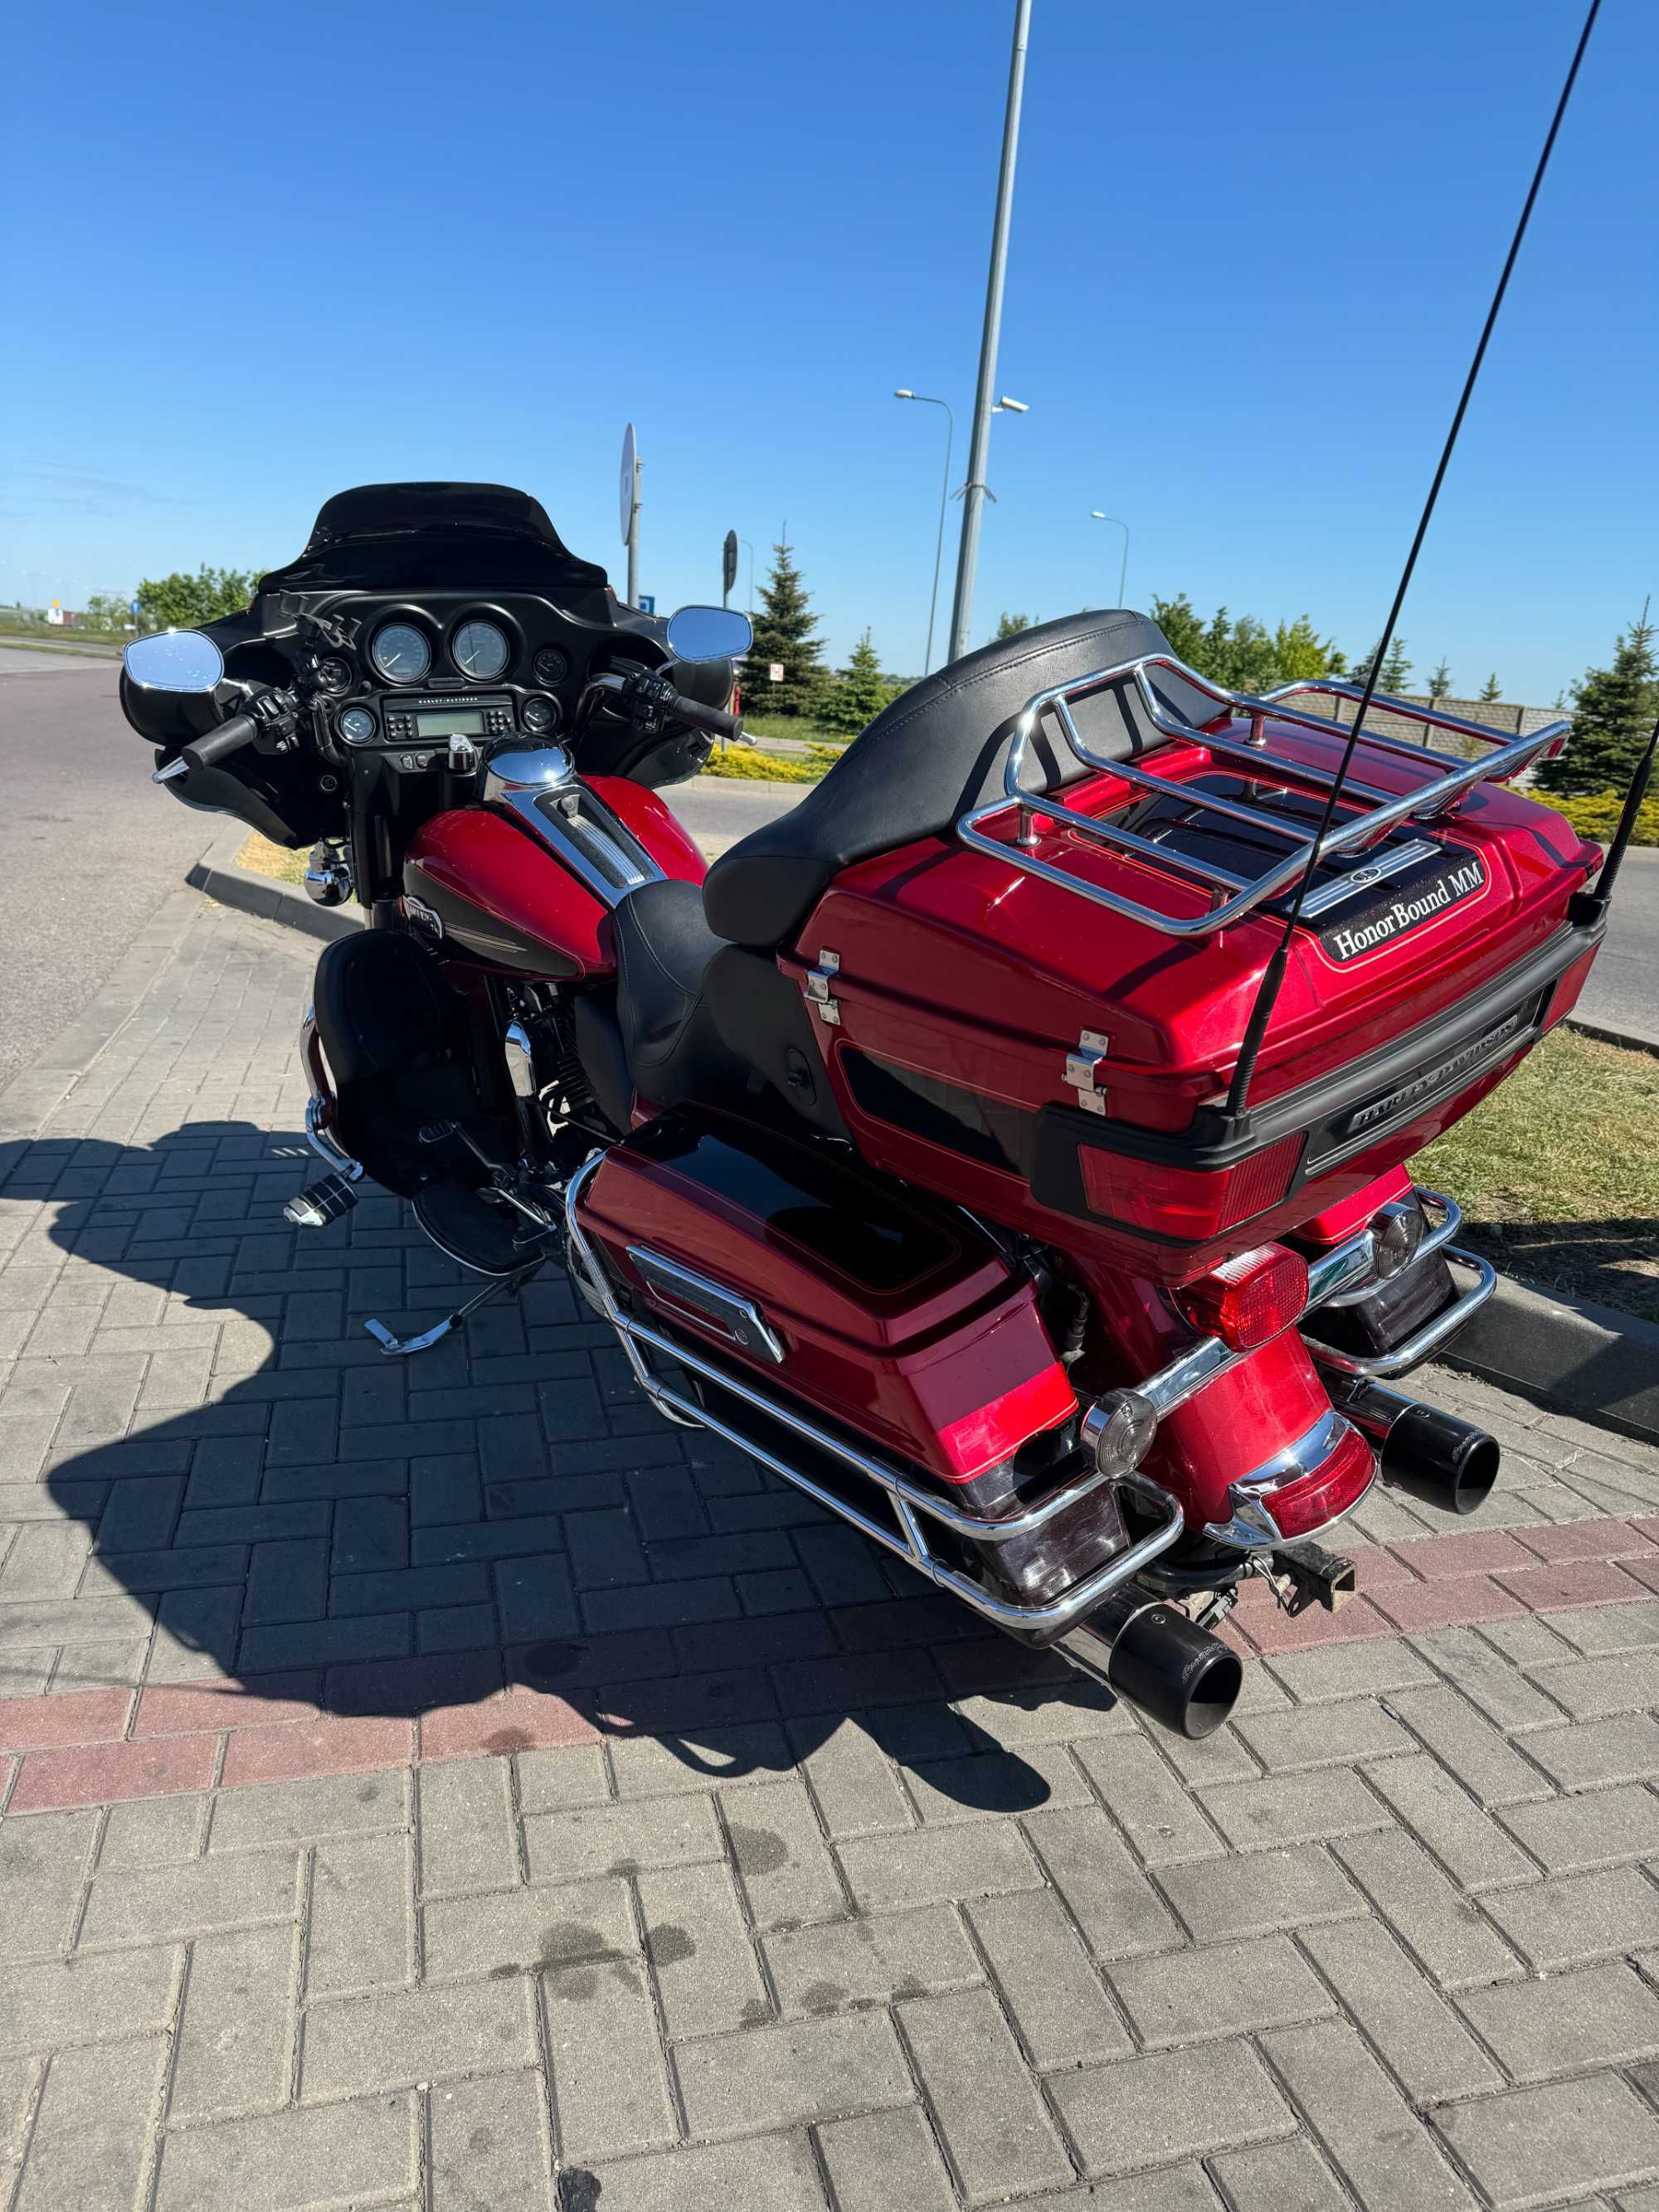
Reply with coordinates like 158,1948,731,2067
700,744,828,785
1530,788,1659,846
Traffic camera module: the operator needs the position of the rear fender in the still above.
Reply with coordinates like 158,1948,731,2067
1073,1257,1363,1538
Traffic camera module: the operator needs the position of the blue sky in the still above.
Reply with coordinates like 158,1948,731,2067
3,0,1652,701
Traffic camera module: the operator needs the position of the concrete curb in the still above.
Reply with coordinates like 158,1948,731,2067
1562,1014,1659,1061
181,836,1657,1446
1442,1270,1659,1448
187,829,359,943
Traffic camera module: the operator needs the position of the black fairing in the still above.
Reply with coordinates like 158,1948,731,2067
120,483,732,833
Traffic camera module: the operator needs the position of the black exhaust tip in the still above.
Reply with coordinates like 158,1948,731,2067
1382,1403,1500,1516
1063,1600,1243,1739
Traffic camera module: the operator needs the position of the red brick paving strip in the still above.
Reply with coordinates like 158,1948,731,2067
4,1511,1659,1807
8,1733,217,1812
218,1715,414,1787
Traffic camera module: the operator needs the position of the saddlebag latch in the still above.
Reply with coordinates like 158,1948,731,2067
805,948,842,1027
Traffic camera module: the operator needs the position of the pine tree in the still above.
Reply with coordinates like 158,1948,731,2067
742,542,824,718
1478,672,1502,702
1379,637,1413,692
1148,594,1341,693
819,630,901,737
1428,658,1452,700
1536,606,1659,797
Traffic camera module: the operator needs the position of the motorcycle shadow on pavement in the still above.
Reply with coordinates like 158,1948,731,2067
30,1121,1079,1816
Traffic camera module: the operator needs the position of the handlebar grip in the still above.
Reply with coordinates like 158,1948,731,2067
667,691,739,741
181,712,260,773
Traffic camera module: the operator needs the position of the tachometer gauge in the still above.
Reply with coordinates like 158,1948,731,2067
370,622,431,684
451,619,510,680
338,706,377,744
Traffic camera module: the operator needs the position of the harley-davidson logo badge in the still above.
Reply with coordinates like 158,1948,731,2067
1342,1004,1530,1137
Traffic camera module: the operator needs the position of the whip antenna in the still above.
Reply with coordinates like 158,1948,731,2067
1224,0,1602,1123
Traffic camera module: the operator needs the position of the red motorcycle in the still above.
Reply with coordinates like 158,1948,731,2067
123,479,1615,1741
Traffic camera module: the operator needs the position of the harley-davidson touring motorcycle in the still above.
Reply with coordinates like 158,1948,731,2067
123,479,1621,1741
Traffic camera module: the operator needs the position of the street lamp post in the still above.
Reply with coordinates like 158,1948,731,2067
893,390,954,676
947,0,1034,664
1089,511,1131,607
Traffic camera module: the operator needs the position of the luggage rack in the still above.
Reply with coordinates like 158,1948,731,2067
955,652,1570,940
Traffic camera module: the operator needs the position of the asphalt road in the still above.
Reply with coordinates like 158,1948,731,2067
0,653,216,1094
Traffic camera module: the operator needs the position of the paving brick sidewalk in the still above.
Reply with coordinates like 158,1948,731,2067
3,892,1659,2211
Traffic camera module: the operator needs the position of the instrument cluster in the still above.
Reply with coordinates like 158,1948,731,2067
304,595,602,756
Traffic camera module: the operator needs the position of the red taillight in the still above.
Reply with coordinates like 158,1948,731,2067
1180,1243,1310,1352
1548,947,1598,1028
1078,1131,1304,1241
1258,1421,1375,1538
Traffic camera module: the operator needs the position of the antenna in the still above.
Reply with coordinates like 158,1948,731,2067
1224,0,1603,1124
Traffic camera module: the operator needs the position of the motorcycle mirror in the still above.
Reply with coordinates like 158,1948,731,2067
123,630,225,693
664,605,752,664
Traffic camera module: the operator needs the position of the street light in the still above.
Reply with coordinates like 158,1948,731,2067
947,0,1034,664
894,389,955,676
993,396,1029,413
1089,511,1131,607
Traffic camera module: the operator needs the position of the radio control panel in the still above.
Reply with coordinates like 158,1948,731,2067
381,694,514,744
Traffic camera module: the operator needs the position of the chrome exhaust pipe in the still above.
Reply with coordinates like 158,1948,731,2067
1058,1587,1243,1739
1330,1378,1499,1517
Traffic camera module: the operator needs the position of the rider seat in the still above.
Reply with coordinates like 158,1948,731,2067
703,608,1217,950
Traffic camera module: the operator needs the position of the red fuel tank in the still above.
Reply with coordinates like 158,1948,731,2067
402,779,705,980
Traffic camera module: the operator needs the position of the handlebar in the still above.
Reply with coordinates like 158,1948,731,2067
664,689,740,742
152,691,297,785
180,711,260,772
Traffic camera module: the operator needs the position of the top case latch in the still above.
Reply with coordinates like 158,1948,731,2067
1064,1028,1111,1115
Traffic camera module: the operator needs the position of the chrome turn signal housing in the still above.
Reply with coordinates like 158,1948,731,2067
1370,1198,1428,1281
1080,1388,1158,1478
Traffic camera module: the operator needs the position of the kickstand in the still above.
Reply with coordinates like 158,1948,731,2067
363,1263,540,1359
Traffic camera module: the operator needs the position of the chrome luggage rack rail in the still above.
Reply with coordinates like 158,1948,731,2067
955,653,1569,941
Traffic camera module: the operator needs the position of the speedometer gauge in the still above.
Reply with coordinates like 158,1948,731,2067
370,622,431,684
451,620,510,680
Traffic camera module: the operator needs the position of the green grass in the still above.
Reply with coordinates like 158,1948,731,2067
1413,1026,1659,1321
738,712,848,749
236,833,307,884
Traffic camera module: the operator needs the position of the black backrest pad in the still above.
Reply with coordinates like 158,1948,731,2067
703,608,1215,949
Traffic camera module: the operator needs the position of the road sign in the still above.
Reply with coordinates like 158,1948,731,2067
638,595,655,615
768,663,784,683
129,599,140,615
619,424,637,544
722,531,738,596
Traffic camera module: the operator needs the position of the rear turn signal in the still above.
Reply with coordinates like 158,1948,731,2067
1080,1389,1158,1478
1180,1244,1310,1353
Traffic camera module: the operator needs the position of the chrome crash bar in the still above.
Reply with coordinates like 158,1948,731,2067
297,1009,362,1180
564,1155,1183,1635
1302,1247,1498,1379
955,651,1570,940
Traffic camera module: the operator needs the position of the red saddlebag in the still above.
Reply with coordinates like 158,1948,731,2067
573,1108,1078,1489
